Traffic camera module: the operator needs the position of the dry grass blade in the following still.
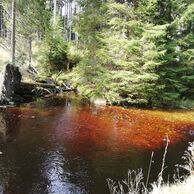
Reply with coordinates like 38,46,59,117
179,142,194,174
107,140,194,194
157,136,169,186
146,151,154,188
107,169,146,194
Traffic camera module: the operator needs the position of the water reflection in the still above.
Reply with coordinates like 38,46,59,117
41,151,84,194
0,108,21,142
0,95,193,194
0,111,7,141
0,108,22,193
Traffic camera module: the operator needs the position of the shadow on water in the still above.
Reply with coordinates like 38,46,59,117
0,94,193,194
0,108,21,142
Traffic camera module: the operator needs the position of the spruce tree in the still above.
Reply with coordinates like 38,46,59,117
72,0,167,105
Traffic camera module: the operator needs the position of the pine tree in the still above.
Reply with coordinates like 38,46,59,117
156,1,194,106
72,0,167,105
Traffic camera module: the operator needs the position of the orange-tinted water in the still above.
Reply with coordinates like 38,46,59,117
0,95,193,194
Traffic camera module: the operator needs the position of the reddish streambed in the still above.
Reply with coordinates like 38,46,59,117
0,95,193,194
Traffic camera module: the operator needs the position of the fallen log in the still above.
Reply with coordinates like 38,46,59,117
0,64,75,105
17,81,75,97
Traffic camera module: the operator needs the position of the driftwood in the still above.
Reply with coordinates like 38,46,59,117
0,64,75,104
17,81,74,97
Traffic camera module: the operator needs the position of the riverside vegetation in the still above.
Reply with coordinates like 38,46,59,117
0,1,194,194
1,0,194,108
107,139,194,194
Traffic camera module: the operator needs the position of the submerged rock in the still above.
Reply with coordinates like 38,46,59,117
0,64,21,104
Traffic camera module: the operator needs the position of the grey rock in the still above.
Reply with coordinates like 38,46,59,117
0,64,21,104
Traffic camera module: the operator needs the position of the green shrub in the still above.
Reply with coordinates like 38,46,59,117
38,19,69,71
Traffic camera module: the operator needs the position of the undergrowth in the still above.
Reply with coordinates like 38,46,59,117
107,138,194,194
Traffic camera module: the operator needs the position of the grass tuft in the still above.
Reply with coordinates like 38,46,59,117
107,140,194,194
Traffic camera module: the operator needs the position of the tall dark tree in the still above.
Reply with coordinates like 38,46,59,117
11,0,16,65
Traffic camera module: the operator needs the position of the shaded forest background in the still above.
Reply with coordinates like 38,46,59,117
1,0,194,108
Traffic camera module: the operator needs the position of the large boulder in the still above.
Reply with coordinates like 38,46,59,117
0,64,21,104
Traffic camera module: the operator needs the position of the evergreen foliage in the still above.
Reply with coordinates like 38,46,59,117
1,0,194,107
69,0,194,107
71,0,163,105
156,1,194,106
39,19,69,71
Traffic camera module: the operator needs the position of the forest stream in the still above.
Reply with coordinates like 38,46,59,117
0,94,194,194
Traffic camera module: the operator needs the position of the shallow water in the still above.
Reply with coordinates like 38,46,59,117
0,95,193,194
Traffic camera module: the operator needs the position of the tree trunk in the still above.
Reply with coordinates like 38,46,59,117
28,37,32,68
53,0,57,25
11,0,16,65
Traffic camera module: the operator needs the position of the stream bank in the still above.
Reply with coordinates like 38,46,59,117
0,64,75,105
